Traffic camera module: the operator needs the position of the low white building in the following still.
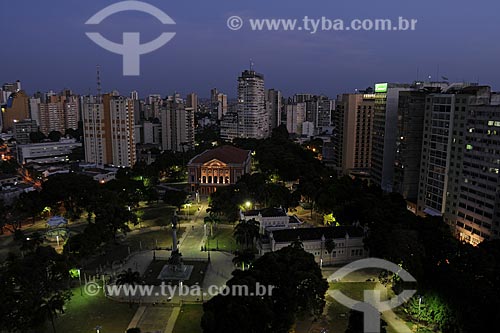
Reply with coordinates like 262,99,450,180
79,167,117,184
240,207,303,234
17,139,82,164
258,226,367,266
0,183,35,205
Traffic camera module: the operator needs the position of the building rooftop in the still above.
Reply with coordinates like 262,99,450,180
189,145,250,165
270,226,364,243
0,173,19,180
243,207,287,217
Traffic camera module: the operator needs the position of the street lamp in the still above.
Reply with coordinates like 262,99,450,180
186,203,192,221
245,201,252,209
417,295,423,332
77,268,83,296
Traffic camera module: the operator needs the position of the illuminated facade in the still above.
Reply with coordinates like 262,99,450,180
187,145,251,195
259,226,367,266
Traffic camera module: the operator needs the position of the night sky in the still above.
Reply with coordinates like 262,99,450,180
1,0,499,98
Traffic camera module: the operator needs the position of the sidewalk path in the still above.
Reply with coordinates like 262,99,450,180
164,306,181,333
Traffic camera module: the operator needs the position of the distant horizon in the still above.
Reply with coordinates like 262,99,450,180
3,74,496,101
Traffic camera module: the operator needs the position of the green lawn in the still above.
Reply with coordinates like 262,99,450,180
393,307,437,333
173,304,204,333
179,205,200,221
138,203,175,228
42,288,137,333
206,227,236,252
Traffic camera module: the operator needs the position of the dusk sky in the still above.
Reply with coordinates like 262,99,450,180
1,0,499,98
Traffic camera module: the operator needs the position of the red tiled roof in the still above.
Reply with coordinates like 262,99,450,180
189,146,251,165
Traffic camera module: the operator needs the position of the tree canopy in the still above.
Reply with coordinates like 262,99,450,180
202,242,328,333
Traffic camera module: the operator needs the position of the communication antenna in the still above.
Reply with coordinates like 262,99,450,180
97,64,102,101
249,59,254,71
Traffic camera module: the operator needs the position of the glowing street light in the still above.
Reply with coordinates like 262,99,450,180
245,201,252,209
185,203,192,221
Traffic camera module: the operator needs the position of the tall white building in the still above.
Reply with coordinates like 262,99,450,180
237,69,268,139
82,94,136,167
29,97,41,125
161,94,195,152
110,96,136,166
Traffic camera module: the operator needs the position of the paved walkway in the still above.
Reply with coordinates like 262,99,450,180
111,199,237,332
164,307,180,333
127,305,178,333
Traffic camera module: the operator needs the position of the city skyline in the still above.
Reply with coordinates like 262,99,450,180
1,0,499,97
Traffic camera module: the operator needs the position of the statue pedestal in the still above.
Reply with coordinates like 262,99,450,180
157,264,193,281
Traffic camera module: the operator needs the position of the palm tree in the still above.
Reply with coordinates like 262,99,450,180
232,249,256,271
325,238,336,254
204,213,220,237
234,219,260,250
39,293,67,333
116,268,141,307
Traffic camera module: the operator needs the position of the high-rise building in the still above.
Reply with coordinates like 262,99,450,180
2,90,30,131
186,93,198,113
306,95,334,132
266,89,282,132
109,95,136,166
29,97,41,126
130,91,141,124
331,93,374,177
417,85,491,218
0,81,21,104
317,96,335,130
288,94,334,135
220,110,239,142
293,94,313,104
236,69,268,139
453,104,500,245
146,94,162,119
130,90,139,101
392,89,429,202
161,94,195,152
286,102,306,135
141,121,161,145
82,94,136,167
371,83,415,192
211,88,228,121
37,95,79,135
82,96,107,166
39,97,64,135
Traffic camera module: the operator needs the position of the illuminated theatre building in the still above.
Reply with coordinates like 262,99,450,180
187,145,251,195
